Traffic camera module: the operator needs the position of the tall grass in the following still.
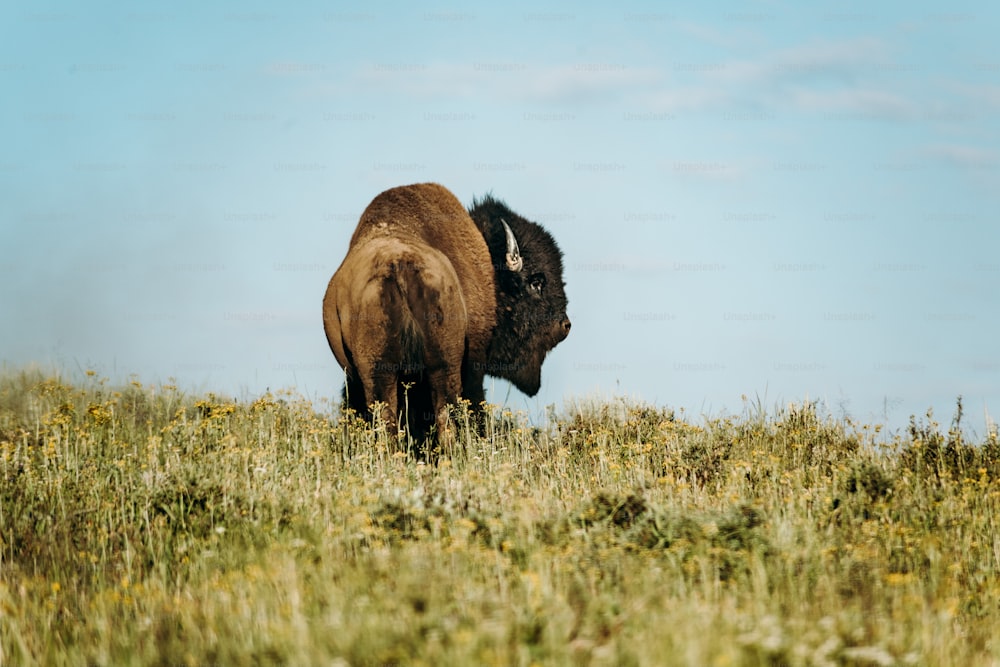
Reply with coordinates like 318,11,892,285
1,369,998,665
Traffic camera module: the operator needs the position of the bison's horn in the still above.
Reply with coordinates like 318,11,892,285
501,219,523,272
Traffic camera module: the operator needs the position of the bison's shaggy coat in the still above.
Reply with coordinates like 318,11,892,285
323,183,569,447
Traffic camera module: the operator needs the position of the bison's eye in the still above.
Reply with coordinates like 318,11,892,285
528,273,546,295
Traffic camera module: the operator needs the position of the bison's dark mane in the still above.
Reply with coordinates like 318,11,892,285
468,194,565,273
468,194,569,395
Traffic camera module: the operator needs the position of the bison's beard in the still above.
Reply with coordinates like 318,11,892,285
487,321,567,396
485,345,546,397
508,354,543,396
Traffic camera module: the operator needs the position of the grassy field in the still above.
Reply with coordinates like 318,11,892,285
1,369,998,666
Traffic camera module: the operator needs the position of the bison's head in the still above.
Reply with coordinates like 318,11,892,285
469,195,571,396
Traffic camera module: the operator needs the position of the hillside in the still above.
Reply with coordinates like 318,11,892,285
1,369,998,665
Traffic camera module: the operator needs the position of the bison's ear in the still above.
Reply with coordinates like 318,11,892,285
501,219,523,273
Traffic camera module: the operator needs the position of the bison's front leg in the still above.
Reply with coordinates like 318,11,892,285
460,355,490,436
462,361,486,408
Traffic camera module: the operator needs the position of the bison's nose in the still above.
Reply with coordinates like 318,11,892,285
560,317,572,339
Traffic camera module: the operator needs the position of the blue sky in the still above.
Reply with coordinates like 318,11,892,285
2,1,998,435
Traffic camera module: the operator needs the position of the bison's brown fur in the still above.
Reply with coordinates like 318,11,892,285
323,183,497,440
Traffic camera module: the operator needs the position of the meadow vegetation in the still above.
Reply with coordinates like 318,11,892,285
1,368,998,665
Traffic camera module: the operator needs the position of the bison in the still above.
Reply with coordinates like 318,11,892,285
322,182,570,447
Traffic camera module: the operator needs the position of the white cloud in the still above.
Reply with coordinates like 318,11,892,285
350,61,660,104
354,62,477,97
950,82,1000,111
925,144,999,169
347,37,924,123
789,88,916,119
663,37,891,90
643,86,729,113
521,65,660,104
746,37,889,86
644,37,915,119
